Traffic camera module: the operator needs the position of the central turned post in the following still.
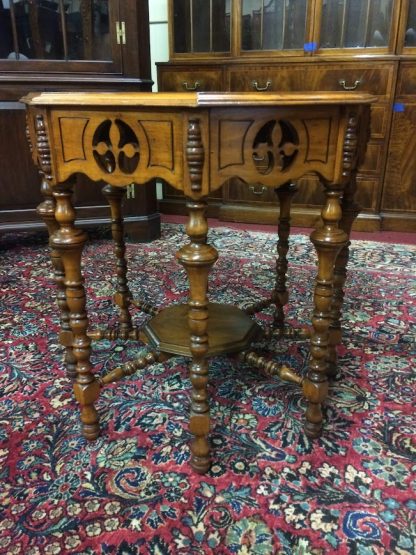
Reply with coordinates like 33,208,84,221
176,200,218,473
176,117,218,472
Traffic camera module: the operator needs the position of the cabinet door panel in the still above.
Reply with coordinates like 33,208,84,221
241,0,308,52
371,105,390,139
396,63,416,96
319,0,393,49
360,143,385,174
172,0,231,54
383,106,416,213
0,106,41,210
0,0,121,73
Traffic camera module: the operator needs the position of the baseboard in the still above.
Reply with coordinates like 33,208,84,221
219,204,382,232
0,210,161,243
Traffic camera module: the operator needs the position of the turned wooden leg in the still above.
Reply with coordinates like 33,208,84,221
327,174,360,378
303,185,348,437
274,182,298,331
37,176,76,379
102,184,132,338
52,181,100,440
176,199,218,473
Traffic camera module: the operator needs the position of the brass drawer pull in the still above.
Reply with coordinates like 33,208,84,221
249,185,267,196
182,81,201,91
252,80,271,92
339,79,361,91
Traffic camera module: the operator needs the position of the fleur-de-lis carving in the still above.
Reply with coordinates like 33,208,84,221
93,119,140,174
253,120,298,174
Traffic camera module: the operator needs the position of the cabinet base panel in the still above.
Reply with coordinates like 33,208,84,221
0,210,161,243
381,212,416,233
219,204,382,232
159,198,222,218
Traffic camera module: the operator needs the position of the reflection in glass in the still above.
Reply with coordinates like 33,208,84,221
320,0,392,49
0,0,111,60
173,0,231,53
242,0,307,51
404,1,416,47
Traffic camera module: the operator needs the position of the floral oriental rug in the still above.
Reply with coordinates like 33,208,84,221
0,224,415,555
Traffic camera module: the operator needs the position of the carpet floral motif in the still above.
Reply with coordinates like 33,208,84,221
0,224,415,555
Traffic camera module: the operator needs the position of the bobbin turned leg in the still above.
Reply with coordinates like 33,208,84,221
101,184,133,338
303,184,348,437
177,199,218,473
37,176,77,379
328,175,360,378
274,182,298,332
52,181,100,440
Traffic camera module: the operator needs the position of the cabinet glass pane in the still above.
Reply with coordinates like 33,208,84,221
320,0,393,49
0,0,111,60
173,0,231,53
241,0,307,51
404,1,416,47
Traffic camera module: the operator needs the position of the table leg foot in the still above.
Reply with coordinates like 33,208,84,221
190,453,211,474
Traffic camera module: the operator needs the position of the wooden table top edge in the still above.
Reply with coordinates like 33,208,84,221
20,90,377,107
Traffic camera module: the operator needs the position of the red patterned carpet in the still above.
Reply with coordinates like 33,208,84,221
0,224,415,555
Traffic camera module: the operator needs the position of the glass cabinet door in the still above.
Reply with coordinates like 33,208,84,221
398,0,416,53
240,0,309,53
172,0,231,54
0,0,121,70
317,0,395,52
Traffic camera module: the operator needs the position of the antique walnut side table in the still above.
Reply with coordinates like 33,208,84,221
22,91,373,473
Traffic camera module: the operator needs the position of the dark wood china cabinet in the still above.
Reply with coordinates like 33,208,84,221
158,0,416,232
0,0,160,241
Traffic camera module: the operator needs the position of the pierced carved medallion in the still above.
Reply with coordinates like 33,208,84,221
92,119,140,174
252,120,299,174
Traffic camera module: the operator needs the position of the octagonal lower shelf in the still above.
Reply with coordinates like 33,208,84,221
143,302,261,357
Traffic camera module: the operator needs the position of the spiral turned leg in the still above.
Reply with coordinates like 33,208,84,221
328,174,360,378
274,182,298,334
102,184,133,339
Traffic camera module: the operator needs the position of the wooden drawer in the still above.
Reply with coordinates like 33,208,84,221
228,62,396,101
225,172,380,212
225,179,278,205
158,66,223,92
